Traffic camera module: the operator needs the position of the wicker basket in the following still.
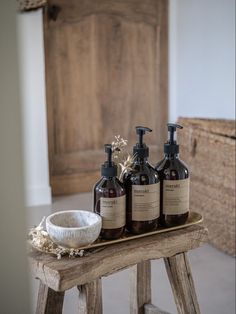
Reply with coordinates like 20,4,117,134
18,0,47,11
177,118,235,256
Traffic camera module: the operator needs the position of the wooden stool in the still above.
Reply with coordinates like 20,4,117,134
29,224,208,314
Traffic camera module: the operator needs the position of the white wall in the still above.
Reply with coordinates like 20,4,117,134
0,1,30,312
169,0,235,122
17,9,52,206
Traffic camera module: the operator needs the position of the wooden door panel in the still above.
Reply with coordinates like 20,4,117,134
44,0,168,195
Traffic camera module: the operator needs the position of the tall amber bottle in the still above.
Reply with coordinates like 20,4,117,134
156,123,189,227
93,144,126,240
123,126,160,234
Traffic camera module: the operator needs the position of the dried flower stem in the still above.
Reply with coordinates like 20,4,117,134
111,135,135,181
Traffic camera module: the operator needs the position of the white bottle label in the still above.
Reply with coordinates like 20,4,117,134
163,178,190,215
132,183,160,221
100,195,126,229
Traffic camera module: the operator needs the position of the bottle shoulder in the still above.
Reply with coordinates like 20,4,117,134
177,157,189,171
93,177,105,189
156,156,188,169
155,157,166,171
123,161,159,185
155,156,189,180
94,176,125,193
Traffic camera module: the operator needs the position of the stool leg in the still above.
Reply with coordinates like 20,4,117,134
164,252,200,314
78,278,103,314
36,281,64,314
130,260,151,314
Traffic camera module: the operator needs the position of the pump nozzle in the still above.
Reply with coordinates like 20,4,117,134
133,126,152,158
102,144,117,177
167,123,183,144
104,144,112,166
135,126,152,145
164,123,183,155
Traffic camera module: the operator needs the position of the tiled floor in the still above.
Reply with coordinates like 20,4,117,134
28,193,235,314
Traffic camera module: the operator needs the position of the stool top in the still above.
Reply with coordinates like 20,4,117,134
29,224,208,291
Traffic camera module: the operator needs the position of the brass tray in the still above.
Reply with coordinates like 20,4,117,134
29,211,202,256
79,211,203,250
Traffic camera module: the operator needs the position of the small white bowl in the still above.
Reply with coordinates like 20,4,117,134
46,210,102,248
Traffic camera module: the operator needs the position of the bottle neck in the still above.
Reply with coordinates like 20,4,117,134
102,175,116,180
134,156,148,163
164,153,179,159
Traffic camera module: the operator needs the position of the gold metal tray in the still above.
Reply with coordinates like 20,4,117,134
29,212,202,257
79,211,203,250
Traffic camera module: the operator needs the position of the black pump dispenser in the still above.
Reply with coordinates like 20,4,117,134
133,126,152,158
101,144,117,177
94,143,126,240
123,125,160,234
156,122,189,228
164,123,183,155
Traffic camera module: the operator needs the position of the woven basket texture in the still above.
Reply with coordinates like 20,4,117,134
178,118,235,256
18,0,47,11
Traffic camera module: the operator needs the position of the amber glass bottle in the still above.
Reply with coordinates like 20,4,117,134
93,144,126,240
123,126,160,234
156,123,189,227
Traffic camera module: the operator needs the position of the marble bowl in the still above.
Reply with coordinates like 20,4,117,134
46,210,102,248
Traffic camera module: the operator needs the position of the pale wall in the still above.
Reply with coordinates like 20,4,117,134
17,9,51,206
169,0,235,122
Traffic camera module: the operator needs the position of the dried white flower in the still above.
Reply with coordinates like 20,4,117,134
119,153,136,181
28,217,84,259
111,135,136,181
111,135,128,161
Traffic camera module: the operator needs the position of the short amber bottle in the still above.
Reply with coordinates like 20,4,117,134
93,144,126,240
123,126,160,234
156,123,189,227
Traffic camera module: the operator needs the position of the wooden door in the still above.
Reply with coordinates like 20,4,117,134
44,0,168,195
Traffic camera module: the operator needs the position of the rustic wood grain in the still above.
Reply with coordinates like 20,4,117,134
144,303,171,314
51,170,100,195
51,147,161,195
164,253,200,314
29,225,208,292
130,261,151,314
78,279,103,314
36,281,65,314
44,0,168,195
